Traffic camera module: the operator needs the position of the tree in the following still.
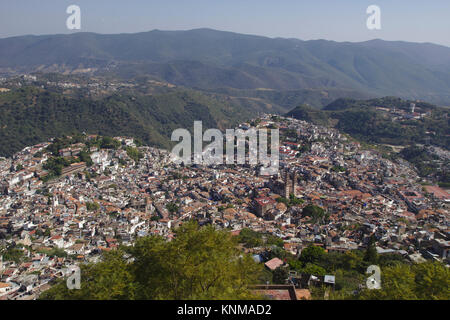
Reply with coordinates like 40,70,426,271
43,228,51,238
299,245,326,265
265,234,284,248
272,267,289,284
132,221,263,300
100,137,120,150
276,197,289,206
360,264,417,300
79,151,93,166
166,202,179,213
276,195,304,208
86,202,100,212
1,245,26,264
39,221,263,300
126,146,143,163
359,261,449,300
237,228,263,248
342,251,362,270
39,250,135,300
268,246,289,260
302,263,326,276
289,194,304,206
378,253,405,267
414,262,450,300
363,236,378,266
302,204,326,223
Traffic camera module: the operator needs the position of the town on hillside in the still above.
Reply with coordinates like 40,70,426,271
0,115,449,300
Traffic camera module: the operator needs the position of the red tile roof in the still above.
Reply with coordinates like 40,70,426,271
264,257,284,271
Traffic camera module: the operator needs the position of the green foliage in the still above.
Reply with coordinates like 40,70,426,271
276,197,289,206
0,86,260,157
35,228,51,238
377,253,406,267
359,261,450,300
267,246,289,261
40,221,263,300
289,247,328,277
134,138,143,147
298,143,311,154
331,166,346,173
258,268,274,285
289,194,304,206
266,235,284,248
400,145,447,181
40,250,136,300
79,151,93,167
363,236,379,266
37,247,67,258
288,259,303,271
302,263,326,276
413,262,450,300
438,182,450,188
46,136,80,156
272,267,289,284
118,158,127,166
86,202,100,212
237,228,284,249
165,202,179,213
299,245,326,265
1,245,26,264
237,229,264,248
100,137,121,150
286,243,449,300
126,146,143,163
276,195,304,208
302,204,326,223
43,156,77,177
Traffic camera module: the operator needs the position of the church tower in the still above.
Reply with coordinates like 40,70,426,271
283,170,298,198
291,171,297,197
284,170,291,198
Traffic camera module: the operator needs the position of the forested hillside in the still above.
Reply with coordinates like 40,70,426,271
0,86,260,157
288,97,449,149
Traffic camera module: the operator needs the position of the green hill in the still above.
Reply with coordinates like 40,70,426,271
288,97,449,149
0,86,264,157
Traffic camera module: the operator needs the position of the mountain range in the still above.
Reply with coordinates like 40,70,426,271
1,28,450,105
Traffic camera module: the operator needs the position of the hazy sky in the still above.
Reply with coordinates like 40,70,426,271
1,0,450,46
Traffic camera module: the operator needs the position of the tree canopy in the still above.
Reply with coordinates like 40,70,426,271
302,204,327,223
359,261,450,300
39,221,263,300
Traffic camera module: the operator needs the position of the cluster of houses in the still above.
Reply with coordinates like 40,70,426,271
0,114,448,299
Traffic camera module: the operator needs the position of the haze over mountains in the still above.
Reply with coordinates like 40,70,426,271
1,28,450,105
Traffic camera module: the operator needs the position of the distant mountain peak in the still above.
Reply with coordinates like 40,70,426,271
0,29,449,105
